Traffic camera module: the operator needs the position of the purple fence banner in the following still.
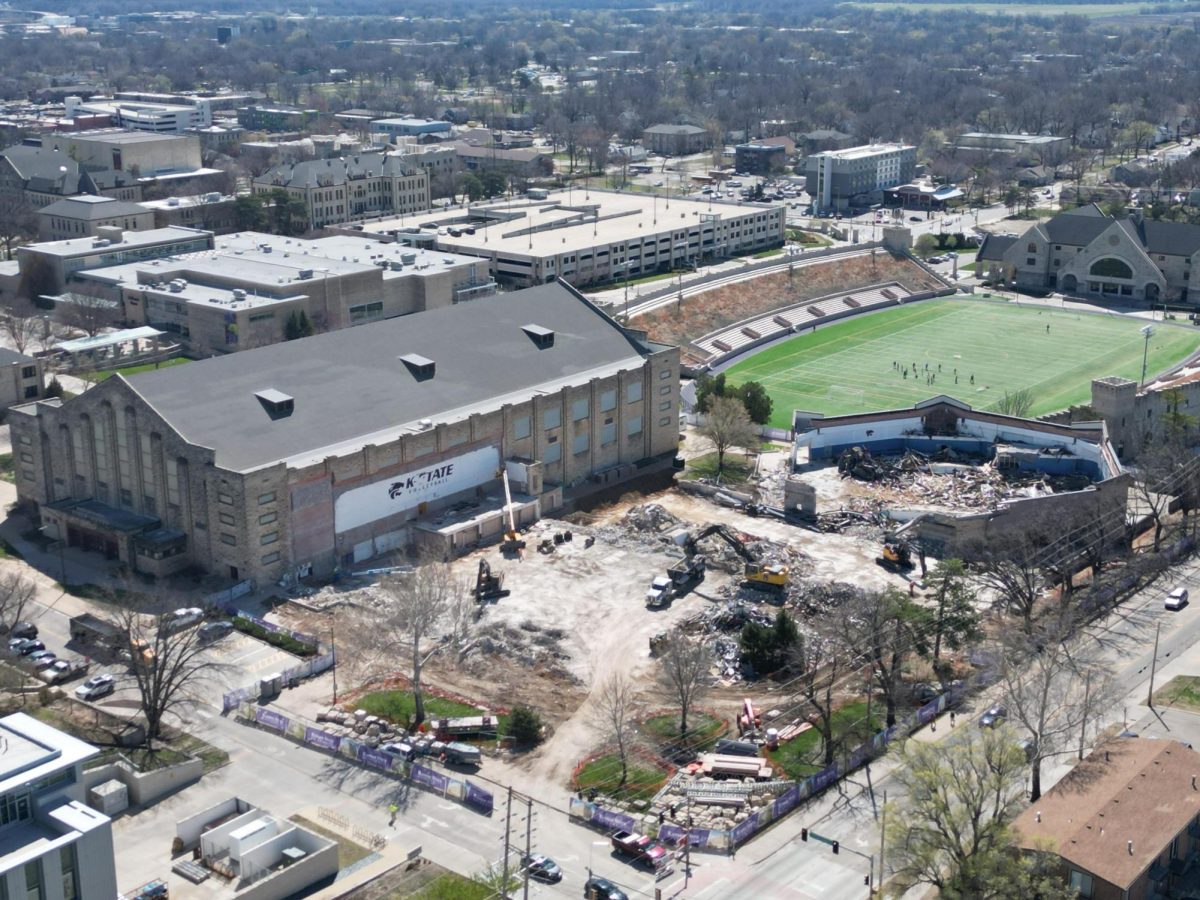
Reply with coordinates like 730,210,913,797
808,764,840,795
773,784,801,818
687,829,712,849
410,764,450,792
659,823,684,845
916,698,940,725
730,812,760,846
591,806,636,834
357,746,393,771
255,707,290,731
464,781,494,815
304,727,342,752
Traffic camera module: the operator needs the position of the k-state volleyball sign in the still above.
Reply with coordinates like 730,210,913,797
334,446,500,533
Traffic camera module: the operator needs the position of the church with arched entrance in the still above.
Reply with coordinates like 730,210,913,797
977,204,1196,305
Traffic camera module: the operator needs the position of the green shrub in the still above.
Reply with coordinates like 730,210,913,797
506,705,543,747
232,616,316,657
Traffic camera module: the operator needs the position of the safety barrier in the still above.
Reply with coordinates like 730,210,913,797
219,650,336,712
569,693,948,853
234,702,494,816
224,606,319,648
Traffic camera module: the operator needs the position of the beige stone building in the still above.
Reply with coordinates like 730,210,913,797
9,282,680,583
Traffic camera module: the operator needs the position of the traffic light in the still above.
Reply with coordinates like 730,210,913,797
832,840,840,855
801,828,808,841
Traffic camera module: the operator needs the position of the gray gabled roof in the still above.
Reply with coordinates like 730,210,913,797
2,144,83,194
121,281,652,472
976,233,1017,262
255,153,420,190
0,347,35,367
39,196,148,220
1041,204,1112,246
1129,217,1200,258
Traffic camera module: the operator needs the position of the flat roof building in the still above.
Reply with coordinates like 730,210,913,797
0,713,117,900
69,230,492,356
48,128,202,177
10,281,681,582
806,143,916,213
359,189,786,289
371,117,452,138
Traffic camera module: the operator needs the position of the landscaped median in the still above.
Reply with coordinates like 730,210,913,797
231,615,318,657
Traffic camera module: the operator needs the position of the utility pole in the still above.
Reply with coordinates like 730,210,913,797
684,794,693,889
1079,671,1091,760
878,790,886,897
500,786,513,899
330,619,337,703
522,795,533,900
1148,622,1162,707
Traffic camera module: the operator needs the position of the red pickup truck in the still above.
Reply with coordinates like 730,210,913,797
611,830,668,867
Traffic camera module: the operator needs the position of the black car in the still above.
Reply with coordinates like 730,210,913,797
18,639,46,656
8,622,37,640
523,855,562,884
979,705,1007,728
584,878,628,900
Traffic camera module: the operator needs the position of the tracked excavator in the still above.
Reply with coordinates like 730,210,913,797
685,523,788,591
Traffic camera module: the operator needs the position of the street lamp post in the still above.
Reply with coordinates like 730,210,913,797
1141,324,1155,385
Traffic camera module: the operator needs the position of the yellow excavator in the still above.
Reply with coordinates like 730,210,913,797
685,524,789,591
876,536,914,571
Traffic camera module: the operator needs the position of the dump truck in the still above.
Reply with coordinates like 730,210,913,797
611,830,668,868
69,613,126,650
647,555,706,609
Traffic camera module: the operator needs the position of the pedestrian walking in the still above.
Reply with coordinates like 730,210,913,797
950,711,957,728
970,374,974,384
1046,323,1050,333
389,804,398,826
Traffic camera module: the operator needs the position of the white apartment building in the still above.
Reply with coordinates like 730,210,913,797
0,714,117,900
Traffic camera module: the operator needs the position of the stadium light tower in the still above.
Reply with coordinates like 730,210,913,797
1141,323,1155,385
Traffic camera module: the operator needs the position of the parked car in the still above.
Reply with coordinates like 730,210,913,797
42,659,82,684
1018,737,1038,761
380,742,416,762
16,639,45,656
979,705,1007,728
4,621,38,639
1166,587,1189,611
29,650,57,669
75,673,116,701
584,877,629,900
611,830,667,868
523,854,563,883
166,607,204,631
198,621,234,642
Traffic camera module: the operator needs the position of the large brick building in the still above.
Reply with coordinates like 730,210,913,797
9,282,680,584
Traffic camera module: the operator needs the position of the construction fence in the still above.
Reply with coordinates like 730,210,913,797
233,702,495,816
223,606,320,648
570,692,947,854
220,650,336,712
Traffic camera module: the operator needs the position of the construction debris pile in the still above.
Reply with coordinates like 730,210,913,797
590,504,686,550
648,772,795,836
461,619,580,684
835,446,1088,511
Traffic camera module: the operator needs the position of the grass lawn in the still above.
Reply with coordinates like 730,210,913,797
767,701,882,780
1151,675,1200,713
289,816,373,869
682,451,755,484
575,753,672,801
752,247,785,259
409,872,494,900
640,712,727,753
84,357,191,383
355,690,507,732
723,298,1200,428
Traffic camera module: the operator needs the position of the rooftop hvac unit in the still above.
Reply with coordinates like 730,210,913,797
232,289,246,300
419,419,433,430
297,269,313,279
389,260,402,270
204,192,220,202
169,282,183,293
401,252,417,264
92,239,110,248
167,197,179,206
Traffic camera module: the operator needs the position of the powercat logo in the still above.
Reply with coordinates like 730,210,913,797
388,463,455,499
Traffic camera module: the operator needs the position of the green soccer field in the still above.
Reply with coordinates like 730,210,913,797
722,299,1200,430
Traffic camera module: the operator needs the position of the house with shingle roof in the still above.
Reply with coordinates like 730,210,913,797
1013,737,1200,900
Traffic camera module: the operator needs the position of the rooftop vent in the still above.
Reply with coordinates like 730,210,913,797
521,324,555,349
297,269,313,279
399,353,435,381
254,388,294,419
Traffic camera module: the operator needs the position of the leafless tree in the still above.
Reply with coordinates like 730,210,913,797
832,587,924,727
789,622,847,766
352,563,464,725
0,573,37,632
997,616,1115,801
0,297,45,355
698,395,758,474
1128,441,1194,552
109,602,228,749
967,533,1048,631
657,628,712,741
992,388,1036,419
590,672,639,787
0,193,37,260
56,287,122,338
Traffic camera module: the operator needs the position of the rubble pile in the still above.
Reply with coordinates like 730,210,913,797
837,446,1083,512
462,620,579,682
650,775,794,833
591,504,683,550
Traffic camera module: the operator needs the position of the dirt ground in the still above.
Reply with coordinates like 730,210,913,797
638,253,943,350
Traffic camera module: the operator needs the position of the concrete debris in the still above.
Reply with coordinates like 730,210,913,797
620,503,683,533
